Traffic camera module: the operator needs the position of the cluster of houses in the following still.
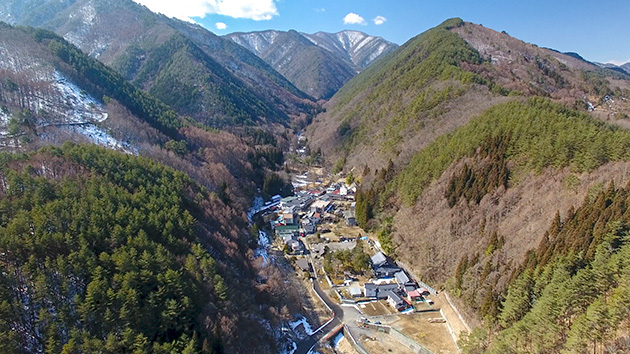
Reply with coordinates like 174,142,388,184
349,252,431,312
270,182,357,255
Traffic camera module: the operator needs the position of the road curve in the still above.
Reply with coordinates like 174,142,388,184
294,280,343,354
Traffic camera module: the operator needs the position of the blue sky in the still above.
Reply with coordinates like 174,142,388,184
133,0,630,64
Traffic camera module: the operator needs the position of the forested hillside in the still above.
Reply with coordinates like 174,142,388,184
308,18,630,354
0,22,291,208
462,187,630,353
355,101,630,354
393,98,630,206
0,14,306,352
306,18,630,176
0,144,290,353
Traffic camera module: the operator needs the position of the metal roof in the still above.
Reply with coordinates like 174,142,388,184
395,271,410,284
371,251,387,266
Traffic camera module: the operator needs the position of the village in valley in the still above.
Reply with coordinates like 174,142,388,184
252,147,467,354
270,183,435,312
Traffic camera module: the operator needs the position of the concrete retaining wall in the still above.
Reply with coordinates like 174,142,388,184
440,308,460,353
389,327,433,354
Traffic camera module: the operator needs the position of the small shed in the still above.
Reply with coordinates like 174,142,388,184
287,240,305,254
344,210,357,226
349,287,362,298
406,289,423,302
304,222,316,234
295,259,311,272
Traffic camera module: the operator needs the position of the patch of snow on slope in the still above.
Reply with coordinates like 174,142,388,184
51,71,108,124
47,73,134,154
232,31,279,54
69,124,131,152
247,196,265,222
0,109,11,137
352,36,373,52
63,2,111,57
0,109,9,125
0,43,52,78
277,340,297,354
367,43,388,62
254,230,271,266
337,31,366,50
301,33,319,46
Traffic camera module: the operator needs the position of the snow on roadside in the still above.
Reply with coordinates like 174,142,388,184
332,332,345,347
276,315,316,354
289,315,315,338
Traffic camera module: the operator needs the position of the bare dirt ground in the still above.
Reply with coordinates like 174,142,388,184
361,331,404,354
331,223,367,239
335,335,361,354
435,292,470,341
359,301,396,317
389,312,459,354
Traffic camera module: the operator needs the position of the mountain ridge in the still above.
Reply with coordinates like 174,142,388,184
594,60,630,75
225,29,397,99
0,0,318,128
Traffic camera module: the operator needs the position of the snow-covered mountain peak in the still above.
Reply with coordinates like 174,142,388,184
228,30,281,55
225,29,397,99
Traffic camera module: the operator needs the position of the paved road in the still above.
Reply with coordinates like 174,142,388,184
294,280,344,354
294,260,374,354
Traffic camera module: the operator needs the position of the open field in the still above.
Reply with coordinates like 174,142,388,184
359,301,397,317
389,312,459,354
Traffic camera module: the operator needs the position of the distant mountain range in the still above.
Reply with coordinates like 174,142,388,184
555,51,630,76
0,0,318,128
594,61,630,75
226,30,397,99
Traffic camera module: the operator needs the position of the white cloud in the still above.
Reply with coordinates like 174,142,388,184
215,22,227,30
343,12,366,25
314,8,325,13
132,0,278,22
373,15,386,25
